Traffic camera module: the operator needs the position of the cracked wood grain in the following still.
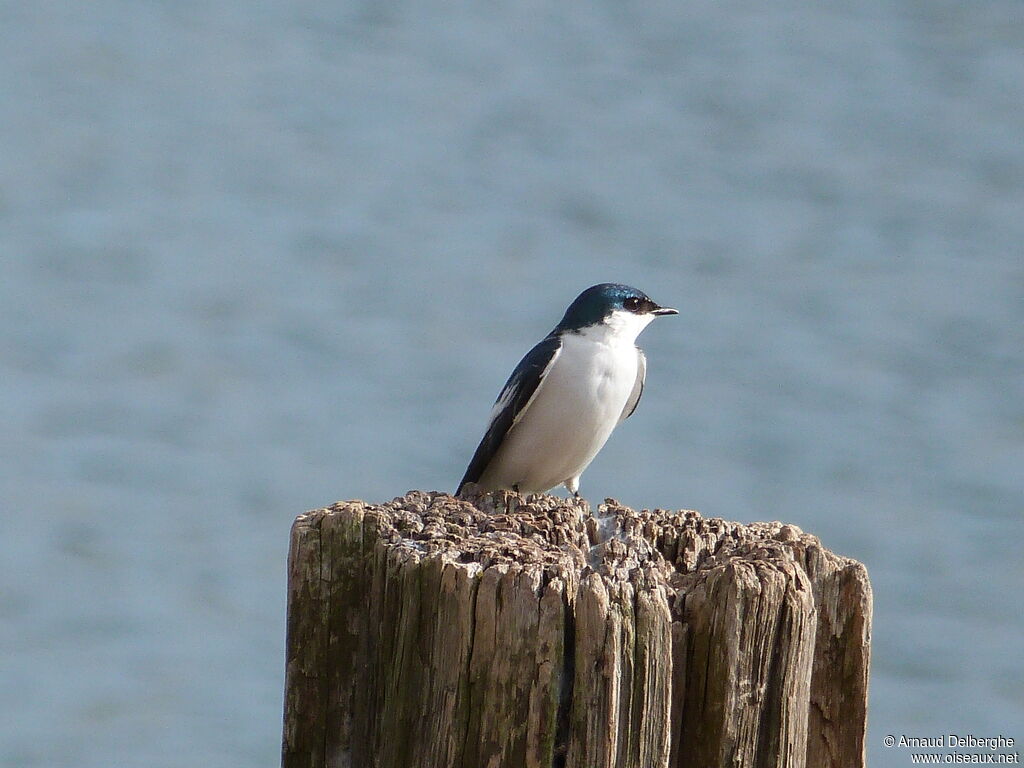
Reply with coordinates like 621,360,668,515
282,491,871,768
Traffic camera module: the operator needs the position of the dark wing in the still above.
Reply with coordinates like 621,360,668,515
619,347,646,422
456,334,562,495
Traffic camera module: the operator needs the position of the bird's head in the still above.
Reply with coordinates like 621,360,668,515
556,283,678,339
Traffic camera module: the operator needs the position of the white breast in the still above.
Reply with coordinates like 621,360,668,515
477,317,645,494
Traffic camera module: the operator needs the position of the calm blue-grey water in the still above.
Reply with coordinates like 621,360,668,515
2,1,1022,765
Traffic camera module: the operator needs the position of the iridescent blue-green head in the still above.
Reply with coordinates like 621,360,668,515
555,283,678,333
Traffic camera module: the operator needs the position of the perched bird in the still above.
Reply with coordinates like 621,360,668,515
456,283,677,498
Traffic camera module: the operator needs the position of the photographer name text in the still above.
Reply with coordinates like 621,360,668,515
890,736,1015,751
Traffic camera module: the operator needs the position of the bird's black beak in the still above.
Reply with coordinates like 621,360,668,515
650,305,679,316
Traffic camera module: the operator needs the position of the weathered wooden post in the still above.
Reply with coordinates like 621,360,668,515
282,490,870,768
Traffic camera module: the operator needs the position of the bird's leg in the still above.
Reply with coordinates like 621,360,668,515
507,483,520,514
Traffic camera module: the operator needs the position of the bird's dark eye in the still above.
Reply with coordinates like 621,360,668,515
623,297,641,311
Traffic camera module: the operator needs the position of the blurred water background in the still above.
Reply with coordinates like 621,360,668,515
2,1,1023,765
